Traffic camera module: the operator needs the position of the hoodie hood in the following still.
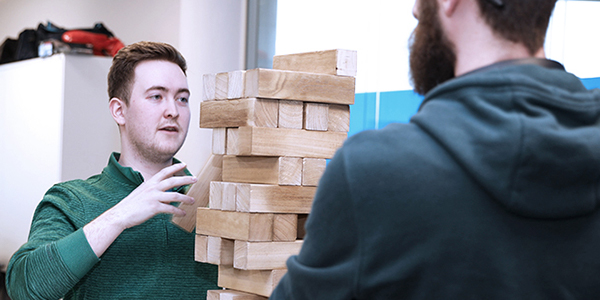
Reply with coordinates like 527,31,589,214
412,61,600,219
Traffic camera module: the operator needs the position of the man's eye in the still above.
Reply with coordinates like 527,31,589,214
150,94,162,100
178,97,189,103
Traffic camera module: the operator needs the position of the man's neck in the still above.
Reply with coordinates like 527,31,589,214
440,0,546,77
454,38,546,77
118,150,173,181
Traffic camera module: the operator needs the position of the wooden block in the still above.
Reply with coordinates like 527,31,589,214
245,68,355,105
297,214,308,239
222,156,302,186
234,240,303,270
200,98,278,128
209,181,224,209
253,99,280,128
172,154,223,232
213,127,227,155
222,182,237,211
273,214,298,242
195,234,209,263
223,156,278,185
196,208,274,241
228,70,246,99
226,128,245,155
328,104,350,132
202,73,216,101
278,157,302,185
215,72,229,100
248,213,273,241
207,289,268,300
254,99,279,128
273,49,357,77
208,236,234,265
210,181,236,211
336,49,358,77
302,158,326,186
226,126,347,159
236,183,251,212
303,103,329,131
278,100,303,129
218,265,287,297
235,183,316,214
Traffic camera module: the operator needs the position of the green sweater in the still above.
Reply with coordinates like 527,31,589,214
6,153,218,300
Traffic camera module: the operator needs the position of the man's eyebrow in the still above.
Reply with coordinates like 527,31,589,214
146,86,168,93
177,88,191,95
145,86,190,95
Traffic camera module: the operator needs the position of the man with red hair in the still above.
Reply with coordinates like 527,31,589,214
7,42,218,300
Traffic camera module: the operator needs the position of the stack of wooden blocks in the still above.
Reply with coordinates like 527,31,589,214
172,49,357,299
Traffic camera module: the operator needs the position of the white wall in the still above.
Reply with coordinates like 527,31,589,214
0,56,65,269
61,55,118,181
546,0,600,79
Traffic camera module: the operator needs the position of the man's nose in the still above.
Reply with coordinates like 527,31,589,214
164,98,179,118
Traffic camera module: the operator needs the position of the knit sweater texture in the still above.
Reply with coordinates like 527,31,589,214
6,153,218,299
271,60,600,299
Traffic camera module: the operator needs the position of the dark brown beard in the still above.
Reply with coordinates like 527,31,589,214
409,0,457,96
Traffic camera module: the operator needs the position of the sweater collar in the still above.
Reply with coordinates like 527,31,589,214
103,152,191,193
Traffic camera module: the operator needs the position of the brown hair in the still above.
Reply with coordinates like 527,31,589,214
477,0,557,55
108,41,187,105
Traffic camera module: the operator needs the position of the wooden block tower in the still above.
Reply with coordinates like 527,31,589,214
173,49,357,299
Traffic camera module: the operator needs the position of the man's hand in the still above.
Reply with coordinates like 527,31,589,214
109,163,197,229
83,163,197,257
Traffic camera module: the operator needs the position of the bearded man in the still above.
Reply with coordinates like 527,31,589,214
271,0,600,299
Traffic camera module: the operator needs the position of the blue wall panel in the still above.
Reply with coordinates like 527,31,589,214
350,91,422,136
349,92,377,136
582,77,600,89
350,77,599,137
378,90,424,129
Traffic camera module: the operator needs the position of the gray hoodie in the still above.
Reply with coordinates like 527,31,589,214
272,60,600,299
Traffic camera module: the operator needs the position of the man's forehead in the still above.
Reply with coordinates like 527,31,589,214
132,60,188,91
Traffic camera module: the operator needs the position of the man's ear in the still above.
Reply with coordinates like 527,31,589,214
440,0,460,17
109,97,126,126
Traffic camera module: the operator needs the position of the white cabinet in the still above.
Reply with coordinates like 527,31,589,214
0,54,119,270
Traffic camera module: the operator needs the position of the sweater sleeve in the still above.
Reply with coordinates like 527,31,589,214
271,147,361,299
6,186,100,300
